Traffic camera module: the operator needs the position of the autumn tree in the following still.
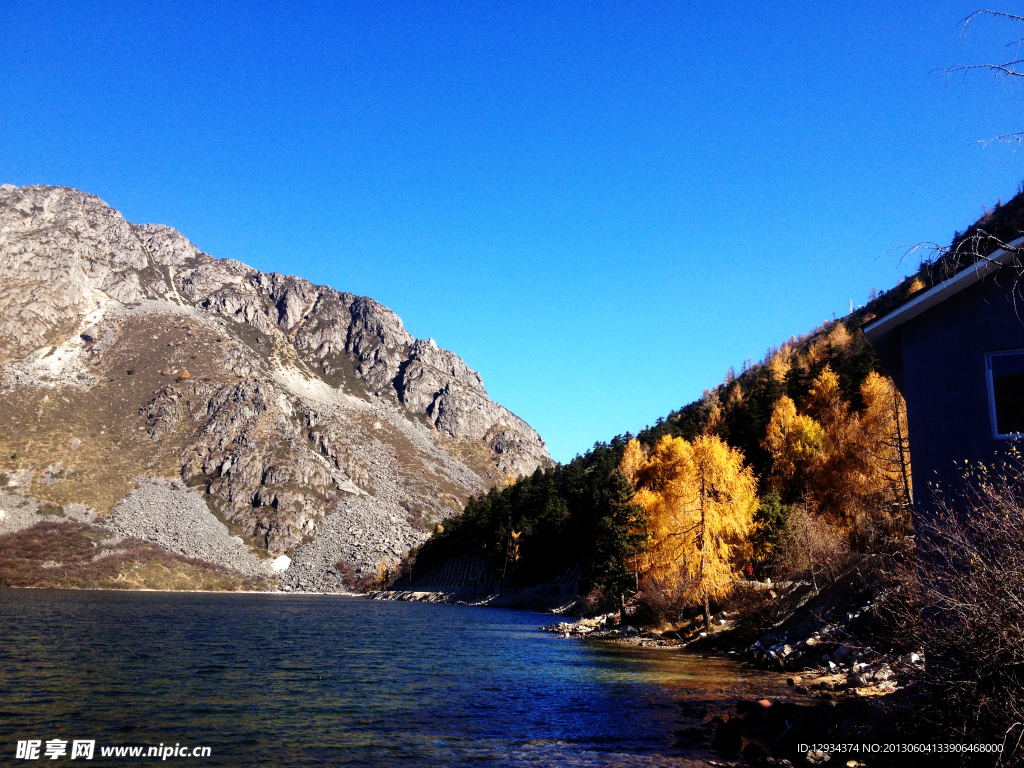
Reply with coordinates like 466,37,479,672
802,365,868,522
622,434,757,628
502,529,521,580
859,372,912,506
853,371,914,546
763,395,823,492
374,556,393,589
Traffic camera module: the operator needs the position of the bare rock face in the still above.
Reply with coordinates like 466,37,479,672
0,184,553,590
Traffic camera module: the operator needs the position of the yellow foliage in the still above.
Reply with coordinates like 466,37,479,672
906,277,926,295
804,365,869,522
725,380,743,409
767,345,794,381
375,556,392,587
860,372,913,505
620,438,648,485
808,365,842,415
826,323,852,352
763,396,824,482
621,435,757,623
698,388,724,434
806,338,829,367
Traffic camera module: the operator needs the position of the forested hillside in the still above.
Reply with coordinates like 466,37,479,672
409,311,909,598
406,187,1024,610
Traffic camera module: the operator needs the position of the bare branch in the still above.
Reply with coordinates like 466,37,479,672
978,131,1024,151
942,60,1024,80
961,9,1024,28
900,228,1024,275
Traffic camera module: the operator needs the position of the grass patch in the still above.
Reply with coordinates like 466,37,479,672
37,502,64,517
0,520,269,590
304,348,371,400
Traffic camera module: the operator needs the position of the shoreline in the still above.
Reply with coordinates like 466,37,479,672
365,588,577,612
0,584,362,597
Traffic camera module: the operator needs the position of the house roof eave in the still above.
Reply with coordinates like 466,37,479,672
863,235,1024,344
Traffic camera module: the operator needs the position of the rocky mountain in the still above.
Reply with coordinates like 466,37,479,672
0,184,552,591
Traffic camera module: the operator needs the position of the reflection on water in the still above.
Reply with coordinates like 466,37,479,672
0,590,791,766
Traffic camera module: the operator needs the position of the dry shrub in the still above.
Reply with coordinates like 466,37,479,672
0,521,256,590
720,582,779,643
884,454,1024,756
404,502,428,532
633,574,695,626
335,560,376,592
576,586,620,616
848,495,914,557
779,505,851,589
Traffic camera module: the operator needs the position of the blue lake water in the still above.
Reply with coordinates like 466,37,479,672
0,590,792,766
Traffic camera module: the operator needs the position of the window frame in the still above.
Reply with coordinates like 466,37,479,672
985,349,1024,439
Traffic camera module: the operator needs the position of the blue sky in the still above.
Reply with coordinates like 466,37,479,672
3,2,1024,462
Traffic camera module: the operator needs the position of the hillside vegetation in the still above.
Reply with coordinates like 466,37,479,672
408,187,1024,616
411,313,909,603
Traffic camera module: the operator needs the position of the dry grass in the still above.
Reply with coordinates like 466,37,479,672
0,520,267,591
335,559,377,592
432,432,507,487
0,314,235,513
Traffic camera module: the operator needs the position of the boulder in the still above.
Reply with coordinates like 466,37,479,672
742,742,768,765
871,667,893,682
832,645,854,662
847,673,868,688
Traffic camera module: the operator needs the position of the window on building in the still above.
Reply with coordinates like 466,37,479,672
987,350,1024,438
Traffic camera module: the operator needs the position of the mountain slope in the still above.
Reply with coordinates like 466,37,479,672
0,184,552,591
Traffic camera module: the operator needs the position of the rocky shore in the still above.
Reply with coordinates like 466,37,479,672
533,570,951,766
367,589,577,611
540,614,930,766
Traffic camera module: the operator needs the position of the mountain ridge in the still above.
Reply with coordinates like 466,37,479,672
0,183,552,591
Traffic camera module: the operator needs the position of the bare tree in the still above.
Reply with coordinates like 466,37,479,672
899,10,1024,283
944,10,1024,148
882,449,1024,756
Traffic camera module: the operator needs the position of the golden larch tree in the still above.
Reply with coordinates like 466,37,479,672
621,435,757,628
803,365,865,521
763,395,824,489
622,435,695,584
766,344,794,382
859,372,912,507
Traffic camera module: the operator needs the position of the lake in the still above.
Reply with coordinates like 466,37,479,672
0,590,792,766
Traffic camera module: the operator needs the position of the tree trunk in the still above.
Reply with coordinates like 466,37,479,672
893,386,913,507
699,469,709,630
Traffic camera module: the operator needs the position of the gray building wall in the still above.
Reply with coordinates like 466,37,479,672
874,272,1024,506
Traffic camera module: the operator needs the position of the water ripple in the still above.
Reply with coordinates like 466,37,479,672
0,589,791,766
